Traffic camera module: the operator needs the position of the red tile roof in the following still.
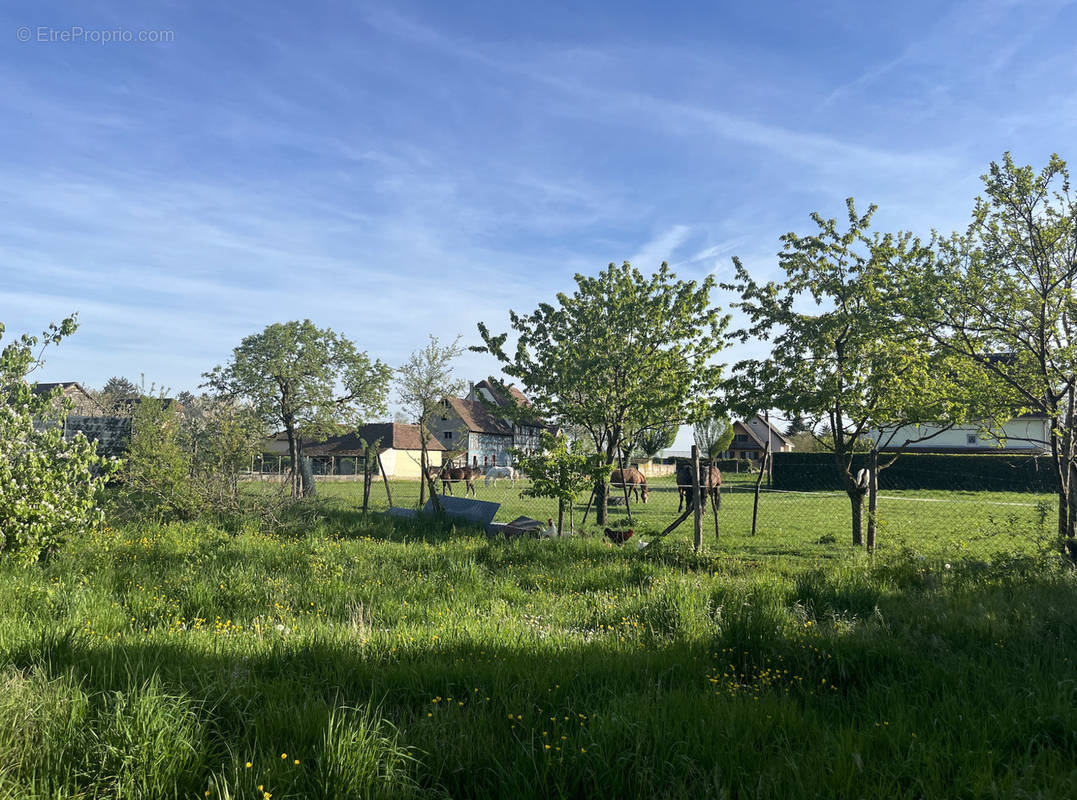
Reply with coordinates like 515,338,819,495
302,423,446,456
445,396,512,436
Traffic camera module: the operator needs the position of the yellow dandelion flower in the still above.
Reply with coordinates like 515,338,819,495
245,762,252,768
280,752,287,759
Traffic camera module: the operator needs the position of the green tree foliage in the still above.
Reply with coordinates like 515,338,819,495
0,316,114,563
476,262,727,524
909,153,1077,539
515,433,607,535
724,200,973,547
632,423,678,460
204,320,391,498
99,375,140,409
114,397,197,522
179,394,268,518
395,335,466,510
785,414,812,437
116,392,281,526
693,415,734,460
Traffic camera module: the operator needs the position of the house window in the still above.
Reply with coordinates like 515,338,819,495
483,456,488,467
443,431,452,440
492,454,497,466
966,434,977,445
473,455,478,467
734,434,749,444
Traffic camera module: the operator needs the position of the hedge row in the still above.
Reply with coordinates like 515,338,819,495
771,451,1059,493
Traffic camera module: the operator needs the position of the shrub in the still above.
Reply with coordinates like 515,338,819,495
0,317,114,563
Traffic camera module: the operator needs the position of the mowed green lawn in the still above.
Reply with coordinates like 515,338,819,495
315,473,1057,561
2,497,1076,799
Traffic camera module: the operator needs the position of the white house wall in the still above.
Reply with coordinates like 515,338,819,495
872,420,1050,451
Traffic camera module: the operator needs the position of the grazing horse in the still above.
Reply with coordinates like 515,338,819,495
676,462,722,512
610,467,649,504
484,465,517,488
431,465,481,497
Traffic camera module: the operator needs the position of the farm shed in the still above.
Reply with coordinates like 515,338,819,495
264,423,445,479
870,412,1051,454
31,381,102,416
31,381,131,457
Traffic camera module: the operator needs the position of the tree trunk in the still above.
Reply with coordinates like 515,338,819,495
866,448,879,551
285,420,300,499
597,442,614,525
615,447,633,525
419,444,427,507
850,491,864,546
420,441,443,514
300,456,316,497
557,498,564,537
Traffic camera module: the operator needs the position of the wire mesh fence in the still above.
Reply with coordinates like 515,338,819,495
249,463,1061,561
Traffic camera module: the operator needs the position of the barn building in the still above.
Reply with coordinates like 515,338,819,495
263,422,445,479
430,379,549,469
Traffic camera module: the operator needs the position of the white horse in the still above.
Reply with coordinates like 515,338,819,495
485,465,517,488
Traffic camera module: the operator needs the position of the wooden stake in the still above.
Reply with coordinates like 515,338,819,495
692,445,703,553
751,440,770,536
711,466,720,542
376,450,393,507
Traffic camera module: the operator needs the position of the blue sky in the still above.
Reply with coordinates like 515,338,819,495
3,0,1076,440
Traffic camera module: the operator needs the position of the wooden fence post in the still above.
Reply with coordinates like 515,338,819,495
711,462,720,542
692,445,703,553
376,451,393,507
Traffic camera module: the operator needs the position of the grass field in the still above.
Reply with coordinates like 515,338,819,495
2,495,1076,799
312,473,1058,561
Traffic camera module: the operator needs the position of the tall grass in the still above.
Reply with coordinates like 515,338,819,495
1,513,1075,798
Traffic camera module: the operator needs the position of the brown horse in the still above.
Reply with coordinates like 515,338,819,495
432,465,481,497
676,462,722,512
610,467,649,504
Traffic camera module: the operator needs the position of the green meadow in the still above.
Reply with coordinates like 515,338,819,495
2,489,1076,799
317,473,1056,560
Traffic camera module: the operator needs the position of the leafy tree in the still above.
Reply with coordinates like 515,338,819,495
204,320,391,498
724,200,972,547
100,375,140,408
395,335,466,510
787,430,822,453
632,423,678,460
909,153,1077,540
785,414,812,437
693,415,734,460
178,393,269,521
114,395,198,522
476,262,727,523
515,433,607,535
0,316,114,563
